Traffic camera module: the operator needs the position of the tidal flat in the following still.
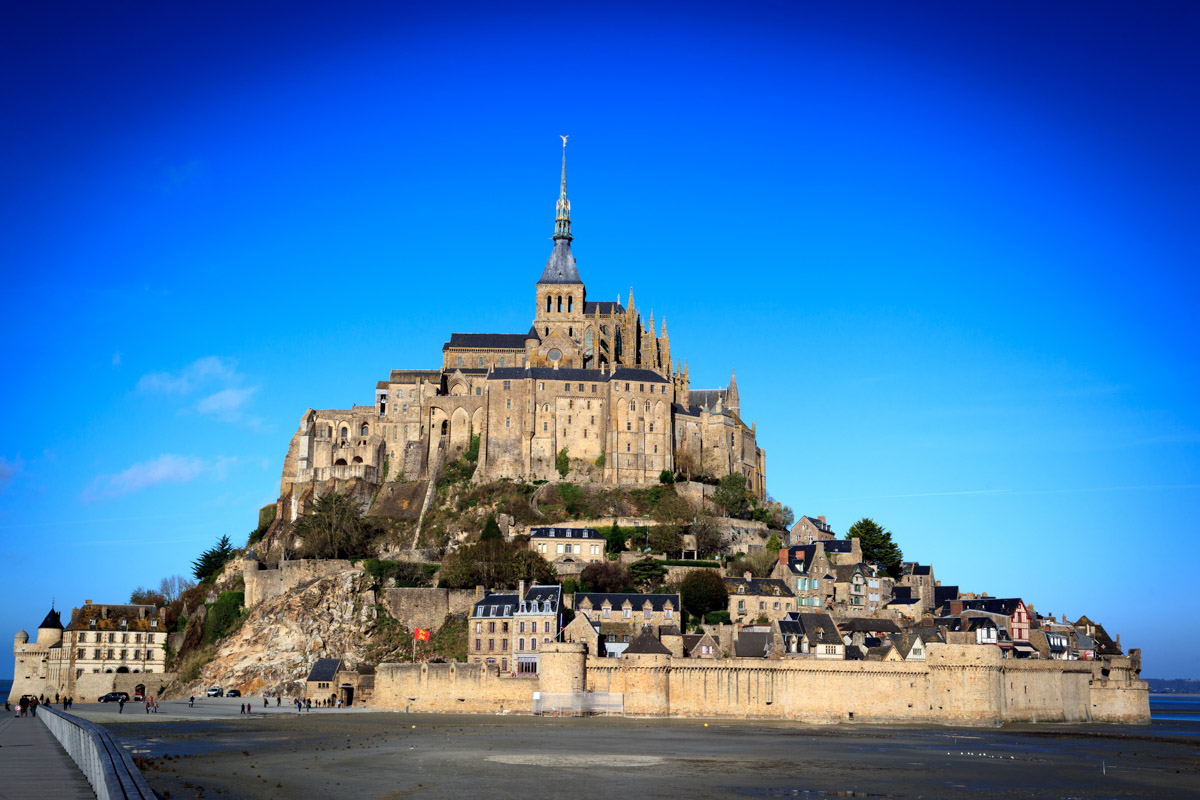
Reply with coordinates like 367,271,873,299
85,700,1200,800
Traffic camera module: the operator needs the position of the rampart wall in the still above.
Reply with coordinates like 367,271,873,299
381,588,475,633
372,643,1149,725
243,559,359,607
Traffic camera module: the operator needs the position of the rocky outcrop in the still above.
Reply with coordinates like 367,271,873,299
171,568,379,698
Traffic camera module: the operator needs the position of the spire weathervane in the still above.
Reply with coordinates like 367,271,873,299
554,135,572,241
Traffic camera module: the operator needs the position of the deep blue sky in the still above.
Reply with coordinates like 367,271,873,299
2,2,1197,679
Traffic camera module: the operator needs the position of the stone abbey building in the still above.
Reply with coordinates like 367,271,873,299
280,145,766,517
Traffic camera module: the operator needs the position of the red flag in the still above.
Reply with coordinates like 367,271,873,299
414,628,430,642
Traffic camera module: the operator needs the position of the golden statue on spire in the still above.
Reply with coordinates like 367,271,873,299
560,134,569,147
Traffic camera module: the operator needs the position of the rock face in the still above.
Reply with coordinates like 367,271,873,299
175,569,378,698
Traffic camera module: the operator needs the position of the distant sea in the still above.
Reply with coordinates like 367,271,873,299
0,679,11,700
1150,693,1200,730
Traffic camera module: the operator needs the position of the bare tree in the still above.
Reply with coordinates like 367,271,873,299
158,574,196,603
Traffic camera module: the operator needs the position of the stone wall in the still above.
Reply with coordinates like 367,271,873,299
381,587,475,634
75,671,179,702
373,660,538,714
371,643,1149,725
243,558,359,608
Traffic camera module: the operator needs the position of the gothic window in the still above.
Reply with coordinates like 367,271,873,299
585,328,593,357
543,404,549,412
341,427,348,438
458,357,463,367
479,357,484,367
361,424,369,437
644,401,650,412
629,401,636,412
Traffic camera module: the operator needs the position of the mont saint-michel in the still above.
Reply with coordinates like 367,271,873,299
9,148,1148,733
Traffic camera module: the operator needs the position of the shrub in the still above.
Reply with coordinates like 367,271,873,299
556,447,570,478
704,610,731,625
203,591,244,644
659,469,675,484
595,452,605,468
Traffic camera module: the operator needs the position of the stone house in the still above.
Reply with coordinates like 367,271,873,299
776,612,845,659
528,526,606,568
723,575,795,623
573,592,680,657
682,631,720,659
791,515,835,544
305,658,342,705
772,545,835,610
470,583,562,675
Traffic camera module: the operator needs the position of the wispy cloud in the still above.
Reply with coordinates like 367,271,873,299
0,456,21,492
82,454,236,502
137,356,262,426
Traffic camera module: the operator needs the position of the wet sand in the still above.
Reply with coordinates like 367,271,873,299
84,699,1199,799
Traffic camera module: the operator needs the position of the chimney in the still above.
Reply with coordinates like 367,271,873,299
518,579,526,599
743,570,753,581
475,585,485,602
84,599,92,606
777,549,788,566
950,600,964,616
818,516,825,524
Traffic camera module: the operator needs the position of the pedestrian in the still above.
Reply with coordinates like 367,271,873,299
276,696,281,707
146,700,151,714
30,697,38,718
295,699,301,714
18,697,27,717
67,696,72,710
189,696,194,708
118,696,125,714
153,699,159,713
263,697,268,708
239,703,245,714
54,693,59,704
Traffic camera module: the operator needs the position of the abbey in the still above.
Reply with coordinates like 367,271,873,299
280,145,766,517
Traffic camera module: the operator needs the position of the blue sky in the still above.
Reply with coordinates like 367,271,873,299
2,2,1197,679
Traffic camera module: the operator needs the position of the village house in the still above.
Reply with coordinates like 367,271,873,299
723,574,795,623
573,592,680,657
470,582,562,675
790,515,835,544
528,526,606,567
771,545,835,610
777,612,845,659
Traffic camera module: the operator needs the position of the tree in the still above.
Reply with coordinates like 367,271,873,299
580,560,628,593
628,558,668,591
158,574,195,603
680,569,728,618
763,495,795,530
437,536,556,590
480,515,503,542
658,469,675,484
191,534,234,582
603,521,627,555
691,515,727,558
556,447,570,478
648,525,683,555
713,473,752,519
129,587,167,606
294,492,382,559
765,532,783,553
846,517,904,579
743,548,778,578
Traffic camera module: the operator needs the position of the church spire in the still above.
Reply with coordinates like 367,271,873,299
554,135,572,242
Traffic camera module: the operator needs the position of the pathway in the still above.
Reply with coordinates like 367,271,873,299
0,713,94,799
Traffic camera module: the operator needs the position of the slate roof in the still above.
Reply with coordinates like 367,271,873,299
574,593,678,612
489,367,604,382
734,631,770,658
472,593,519,618
538,239,582,284
529,527,605,540
908,564,932,577
798,516,835,535
624,628,672,656
724,577,794,597
38,608,63,630
611,368,670,384
959,598,1025,617
889,586,918,604
521,586,561,609
443,333,530,351
822,540,854,554
933,586,959,609
307,658,342,683
1091,623,1122,656
583,301,625,315
833,564,865,583
786,612,842,645
688,389,727,409
837,617,901,634
389,369,441,383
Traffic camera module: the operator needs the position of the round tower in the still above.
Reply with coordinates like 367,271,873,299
14,629,29,649
36,607,63,647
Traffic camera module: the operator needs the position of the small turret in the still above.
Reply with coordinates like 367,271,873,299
36,606,63,647
726,369,740,414
14,629,29,647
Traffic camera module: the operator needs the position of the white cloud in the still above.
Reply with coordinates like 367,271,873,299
136,356,261,426
82,454,236,502
197,387,258,420
137,356,239,395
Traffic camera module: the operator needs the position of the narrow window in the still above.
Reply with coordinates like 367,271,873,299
546,295,552,312
500,357,505,367
557,296,562,312
568,296,573,312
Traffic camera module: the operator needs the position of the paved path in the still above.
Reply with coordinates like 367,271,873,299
0,713,94,799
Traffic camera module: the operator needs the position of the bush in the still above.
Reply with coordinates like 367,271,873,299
680,569,729,618
248,504,277,547
204,591,244,644
556,447,570,478
595,452,605,468
659,469,675,484
704,610,731,625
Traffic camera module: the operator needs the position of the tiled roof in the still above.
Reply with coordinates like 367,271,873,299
724,577,794,597
442,333,530,351
307,658,342,683
65,604,159,632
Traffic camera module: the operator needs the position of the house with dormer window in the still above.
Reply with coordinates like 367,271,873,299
471,581,562,675
723,574,795,623
574,592,679,657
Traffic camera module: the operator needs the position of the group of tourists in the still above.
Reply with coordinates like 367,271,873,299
144,698,159,713
6,693,75,717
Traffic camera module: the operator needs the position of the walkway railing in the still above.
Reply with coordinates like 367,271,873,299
38,704,156,800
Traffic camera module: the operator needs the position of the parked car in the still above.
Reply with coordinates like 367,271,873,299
226,689,241,697
206,687,223,697
98,692,129,703
133,691,145,701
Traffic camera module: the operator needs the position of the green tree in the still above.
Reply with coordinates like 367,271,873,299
648,525,683,555
628,558,668,591
763,496,795,530
556,447,570,478
294,492,382,559
713,473,752,519
191,534,234,582
129,587,167,607
765,532,783,552
846,517,904,579
480,515,503,542
658,469,675,484
604,521,627,555
679,569,728,618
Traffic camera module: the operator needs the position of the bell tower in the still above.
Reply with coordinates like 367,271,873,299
532,137,587,366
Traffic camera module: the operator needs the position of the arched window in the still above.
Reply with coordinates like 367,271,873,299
568,296,573,312
557,296,562,312
361,424,369,437
629,401,636,412
546,295,551,312
545,327,549,336
341,426,348,438
731,433,735,446
568,327,573,337
543,404,549,412
644,401,650,413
